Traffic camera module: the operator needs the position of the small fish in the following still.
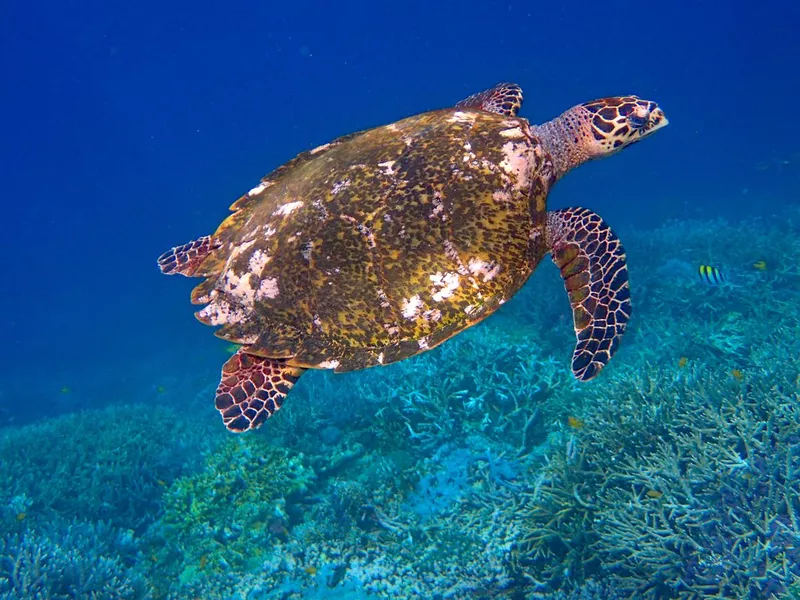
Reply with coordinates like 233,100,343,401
156,479,167,487
567,416,585,430
304,566,318,576
752,260,767,271
225,344,242,354
731,369,743,381
60,386,71,394
646,490,663,499
156,385,167,394
698,264,725,285
199,555,208,569
16,512,26,521
677,357,688,369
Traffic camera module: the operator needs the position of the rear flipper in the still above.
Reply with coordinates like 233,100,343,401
215,349,305,432
157,235,221,277
546,208,631,381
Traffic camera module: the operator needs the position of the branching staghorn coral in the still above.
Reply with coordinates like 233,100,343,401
0,519,149,600
0,403,216,536
512,353,800,599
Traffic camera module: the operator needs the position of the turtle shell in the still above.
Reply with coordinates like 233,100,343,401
193,108,554,372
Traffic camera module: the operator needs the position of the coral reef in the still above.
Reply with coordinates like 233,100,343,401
0,519,149,599
0,403,216,536
513,359,800,598
0,401,218,599
149,435,523,598
145,435,315,595
528,579,623,600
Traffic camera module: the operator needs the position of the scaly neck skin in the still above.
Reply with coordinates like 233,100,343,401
530,105,594,181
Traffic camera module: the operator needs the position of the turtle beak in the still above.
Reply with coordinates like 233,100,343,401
644,107,668,134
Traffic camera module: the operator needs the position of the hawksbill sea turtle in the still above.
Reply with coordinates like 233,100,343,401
158,83,668,432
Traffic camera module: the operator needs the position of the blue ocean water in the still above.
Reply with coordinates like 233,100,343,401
1,1,799,598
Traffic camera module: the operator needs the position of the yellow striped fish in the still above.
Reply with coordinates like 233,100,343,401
698,264,725,285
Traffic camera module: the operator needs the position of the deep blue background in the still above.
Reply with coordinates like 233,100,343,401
2,0,798,413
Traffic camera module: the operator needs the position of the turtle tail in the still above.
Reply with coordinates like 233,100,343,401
546,208,631,381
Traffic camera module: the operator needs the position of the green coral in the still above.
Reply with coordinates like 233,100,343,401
148,435,315,592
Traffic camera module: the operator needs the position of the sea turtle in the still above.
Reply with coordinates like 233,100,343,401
158,83,668,433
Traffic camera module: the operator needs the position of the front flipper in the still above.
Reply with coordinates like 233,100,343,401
215,350,305,432
157,235,221,277
455,83,524,117
546,208,631,381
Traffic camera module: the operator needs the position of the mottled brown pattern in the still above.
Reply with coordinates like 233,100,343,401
547,208,631,381
191,108,553,371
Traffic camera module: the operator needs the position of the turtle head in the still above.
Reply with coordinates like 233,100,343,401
580,96,668,157
534,96,668,179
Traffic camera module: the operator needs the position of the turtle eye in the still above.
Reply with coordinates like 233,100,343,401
627,114,647,129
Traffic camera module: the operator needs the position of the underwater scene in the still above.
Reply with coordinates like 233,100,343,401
2,1,800,599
